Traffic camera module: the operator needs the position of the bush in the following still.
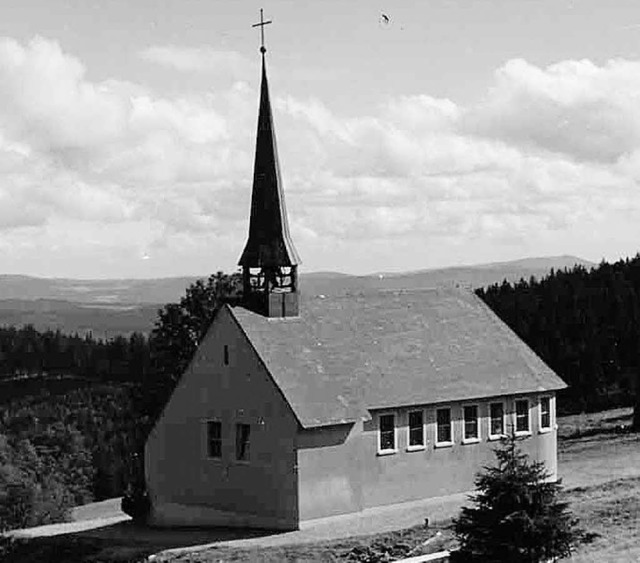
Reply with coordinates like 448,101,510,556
451,434,581,562
0,436,73,532
121,485,150,524
0,471,36,531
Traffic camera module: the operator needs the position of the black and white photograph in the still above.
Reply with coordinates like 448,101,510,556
1,1,639,561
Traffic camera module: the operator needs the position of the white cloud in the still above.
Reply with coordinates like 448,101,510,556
0,37,257,240
464,58,640,163
273,56,640,256
0,36,639,275
0,37,128,152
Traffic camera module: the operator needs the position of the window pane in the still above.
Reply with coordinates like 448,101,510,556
208,421,221,439
464,405,478,439
379,414,395,450
516,400,529,432
236,423,250,461
490,403,504,436
540,397,551,429
207,421,221,458
380,414,394,432
409,411,424,446
437,409,451,443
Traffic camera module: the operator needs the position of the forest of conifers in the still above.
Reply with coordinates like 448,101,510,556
477,256,640,414
0,273,236,531
2,258,640,530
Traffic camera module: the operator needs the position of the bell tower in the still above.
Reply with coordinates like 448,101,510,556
238,10,301,318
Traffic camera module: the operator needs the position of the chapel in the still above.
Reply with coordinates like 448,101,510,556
144,20,567,530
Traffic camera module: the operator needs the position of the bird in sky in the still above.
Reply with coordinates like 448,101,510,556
380,13,390,25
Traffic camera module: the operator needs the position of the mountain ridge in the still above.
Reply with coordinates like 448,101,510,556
0,255,594,304
0,255,595,336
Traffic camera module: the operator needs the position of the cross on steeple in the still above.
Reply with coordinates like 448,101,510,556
252,9,272,54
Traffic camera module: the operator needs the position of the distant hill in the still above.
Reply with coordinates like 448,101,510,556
302,255,596,297
0,299,159,337
0,255,594,304
0,255,595,335
0,275,199,305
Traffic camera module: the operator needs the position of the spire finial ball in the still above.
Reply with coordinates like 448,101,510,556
260,46,266,54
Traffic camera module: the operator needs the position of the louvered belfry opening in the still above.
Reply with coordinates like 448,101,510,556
242,265,299,318
238,48,301,318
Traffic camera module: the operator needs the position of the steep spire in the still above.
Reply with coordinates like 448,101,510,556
238,12,300,318
238,53,300,269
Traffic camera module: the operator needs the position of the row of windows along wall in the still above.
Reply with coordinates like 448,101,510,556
376,395,554,455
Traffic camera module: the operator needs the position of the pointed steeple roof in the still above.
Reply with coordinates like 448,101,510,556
238,52,300,268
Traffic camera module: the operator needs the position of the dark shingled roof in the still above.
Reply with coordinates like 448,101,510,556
229,287,566,428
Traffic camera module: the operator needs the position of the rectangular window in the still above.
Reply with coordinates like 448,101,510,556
235,423,250,461
515,399,530,434
379,414,396,452
463,405,479,442
223,345,229,366
540,397,551,431
408,410,425,448
489,402,505,438
436,408,452,445
206,421,222,459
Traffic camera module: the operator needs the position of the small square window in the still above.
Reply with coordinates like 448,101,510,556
408,410,424,448
207,421,222,459
379,414,396,452
540,397,551,431
463,405,479,442
235,423,250,461
436,408,452,445
515,399,530,434
490,402,505,438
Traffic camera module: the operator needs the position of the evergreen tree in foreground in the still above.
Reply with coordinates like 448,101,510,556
452,434,580,562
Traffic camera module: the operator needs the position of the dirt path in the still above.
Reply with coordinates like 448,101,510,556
72,498,124,522
9,515,131,539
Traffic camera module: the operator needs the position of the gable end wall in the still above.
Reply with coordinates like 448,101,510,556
145,306,300,530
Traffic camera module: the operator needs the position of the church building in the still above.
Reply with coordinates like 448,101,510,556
144,23,567,530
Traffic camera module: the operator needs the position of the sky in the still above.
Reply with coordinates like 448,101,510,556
1,0,640,278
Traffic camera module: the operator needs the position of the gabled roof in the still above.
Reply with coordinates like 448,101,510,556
229,287,566,428
238,53,300,268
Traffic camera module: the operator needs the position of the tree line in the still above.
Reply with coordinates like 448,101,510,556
0,326,151,383
476,255,640,416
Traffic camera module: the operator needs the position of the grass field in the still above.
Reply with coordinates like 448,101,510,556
557,406,634,440
3,407,640,562
564,477,640,562
556,406,640,562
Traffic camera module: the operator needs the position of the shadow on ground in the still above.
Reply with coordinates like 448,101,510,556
1,521,283,563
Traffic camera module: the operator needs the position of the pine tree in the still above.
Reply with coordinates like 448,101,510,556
452,434,580,562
